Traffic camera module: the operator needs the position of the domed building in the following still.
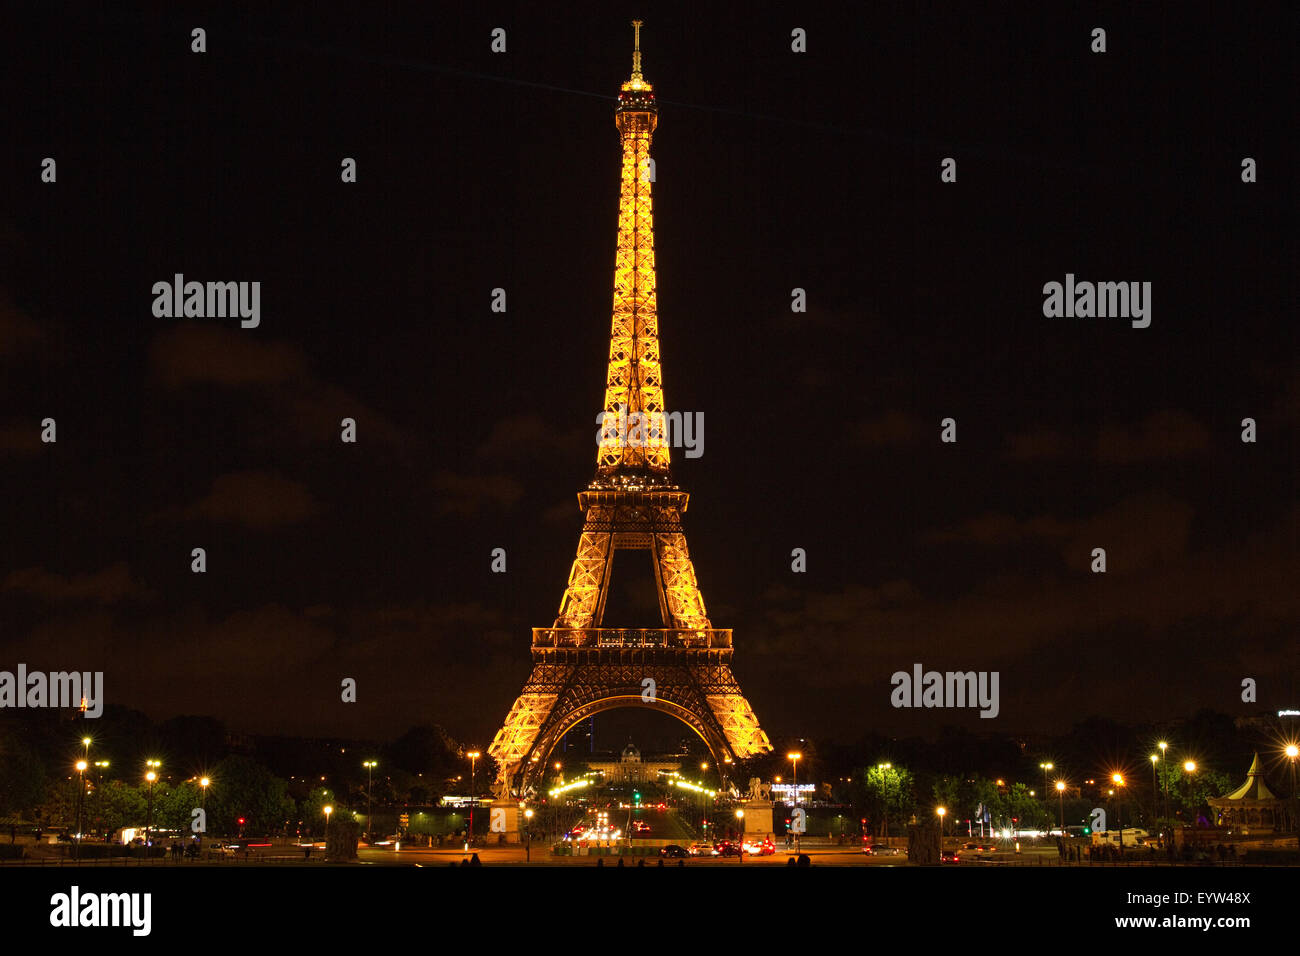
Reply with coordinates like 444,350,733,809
588,741,682,784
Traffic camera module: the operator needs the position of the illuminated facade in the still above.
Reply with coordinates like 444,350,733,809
489,22,771,799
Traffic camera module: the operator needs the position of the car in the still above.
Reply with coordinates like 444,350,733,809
940,849,960,863
962,842,997,854
712,841,743,857
687,842,713,856
863,843,901,856
743,838,776,856
660,844,690,859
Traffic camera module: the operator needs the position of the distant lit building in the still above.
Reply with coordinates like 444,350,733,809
587,742,680,784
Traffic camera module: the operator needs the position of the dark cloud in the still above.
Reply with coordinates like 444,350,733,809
432,469,525,516
2,561,148,604
163,470,320,529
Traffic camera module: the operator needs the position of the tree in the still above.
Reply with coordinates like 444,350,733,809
856,763,914,840
0,731,47,818
205,756,295,837
93,780,148,835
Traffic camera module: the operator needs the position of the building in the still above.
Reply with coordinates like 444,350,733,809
587,742,681,784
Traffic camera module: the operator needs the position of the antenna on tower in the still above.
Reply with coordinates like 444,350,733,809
630,19,644,82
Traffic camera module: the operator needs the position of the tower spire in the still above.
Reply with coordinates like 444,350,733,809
630,19,644,85
601,19,665,479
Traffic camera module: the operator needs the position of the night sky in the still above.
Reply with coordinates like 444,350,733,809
2,2,1295,751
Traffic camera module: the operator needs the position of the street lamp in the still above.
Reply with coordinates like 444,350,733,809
467,751,480,850
323,805,332,847
736,809,745,863
82,737,92,763
75,760,88,859
1039,762,1054,800
877,762,894,846
1158,742,1169,823
144,768,158,849
524,808,535,861
1055,781,1066,838
1112,773,1125,851
788,752,802,854
199,776,210,810
363,760,378,841
1285,744,1299,832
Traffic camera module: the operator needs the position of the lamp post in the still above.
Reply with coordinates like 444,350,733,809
1158,742,1169,824
75,760,88,860
1284,745,1299,833
199,776,209,811
524,808,534,862
937,806,946,845
1039,762,1054,801
788,752,802,855
736,809,745,862
700,761,709,837
323,805,332,849
467,751,480,850
144,769,157,849
1111,773,1125,853
1149,754,1160,840
878,763,893,847
363,760,377,841
554,762,563,842
1055,781,1066,839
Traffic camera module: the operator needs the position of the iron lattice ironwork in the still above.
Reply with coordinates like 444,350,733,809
489,23,771,800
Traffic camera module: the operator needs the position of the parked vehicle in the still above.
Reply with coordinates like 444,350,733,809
863,843,901,856
660,844,690,858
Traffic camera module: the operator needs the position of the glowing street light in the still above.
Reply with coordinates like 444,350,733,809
1183,760,1196,774
199,776,210,811
1055,781,1066,837
75,760,88,859
363,760,378,841
1111,773,1126,849
1286,744,1300,831
736,809,745,863
144,760,161,849
467,751,481,850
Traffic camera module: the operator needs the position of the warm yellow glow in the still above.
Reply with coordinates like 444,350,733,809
76,761,87,772
936,807,946,817
1158,741,1167,751
1112,773,1124,785
468,752,480,759
82,737,91,746
1150,754,1159,764
1055,781,1066,792
324,806,333,816
1183,761,1196,773
145,771,156,783
735,809,744,819
1285,745,1299,759
200,777,210,788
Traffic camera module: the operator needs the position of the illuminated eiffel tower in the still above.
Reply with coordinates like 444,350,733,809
489,22,771,800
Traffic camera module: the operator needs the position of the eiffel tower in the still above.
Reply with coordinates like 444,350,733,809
489,21,771,800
